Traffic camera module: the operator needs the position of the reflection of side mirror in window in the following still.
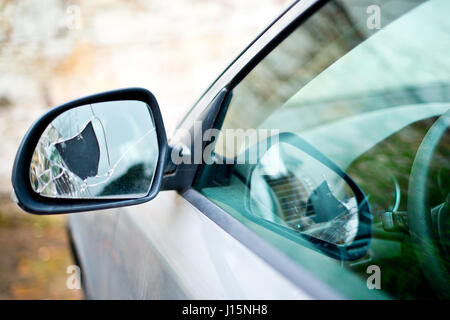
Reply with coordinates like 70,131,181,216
236,132,372,261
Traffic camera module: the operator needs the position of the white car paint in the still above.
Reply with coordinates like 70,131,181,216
69,191,310,299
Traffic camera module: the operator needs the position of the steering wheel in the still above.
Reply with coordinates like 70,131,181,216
408,111,450,298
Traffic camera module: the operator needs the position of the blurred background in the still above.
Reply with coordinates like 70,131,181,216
0,0,289,299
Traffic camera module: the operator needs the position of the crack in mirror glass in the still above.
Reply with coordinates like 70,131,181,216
30,100,159,199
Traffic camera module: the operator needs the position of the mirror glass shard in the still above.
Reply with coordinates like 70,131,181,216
30,100,159,199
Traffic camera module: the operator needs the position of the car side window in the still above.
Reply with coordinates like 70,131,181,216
195,0,450,299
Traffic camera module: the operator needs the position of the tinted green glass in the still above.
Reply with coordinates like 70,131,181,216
195,0,450,299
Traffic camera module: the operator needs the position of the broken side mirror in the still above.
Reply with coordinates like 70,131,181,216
12,88,168,214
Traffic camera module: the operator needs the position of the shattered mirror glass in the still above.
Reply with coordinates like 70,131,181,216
30,100,159,199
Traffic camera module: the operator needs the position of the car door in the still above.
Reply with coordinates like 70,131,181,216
69,0,450,300
192,0,449,300
68,0,339,300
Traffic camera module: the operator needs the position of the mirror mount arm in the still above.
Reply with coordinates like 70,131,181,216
161,89,232,193
163,145,180,175
161,144,196,192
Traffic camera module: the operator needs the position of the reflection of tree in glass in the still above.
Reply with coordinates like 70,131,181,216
222,1,363,133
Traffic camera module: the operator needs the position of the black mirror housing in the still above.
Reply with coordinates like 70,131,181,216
12,88,168,214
